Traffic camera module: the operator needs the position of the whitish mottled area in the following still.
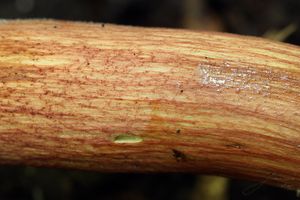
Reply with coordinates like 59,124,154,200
198,62,274,96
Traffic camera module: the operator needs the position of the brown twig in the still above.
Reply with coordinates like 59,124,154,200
0,20,299,190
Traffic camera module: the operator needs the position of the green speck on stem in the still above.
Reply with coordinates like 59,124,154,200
113,134,143,144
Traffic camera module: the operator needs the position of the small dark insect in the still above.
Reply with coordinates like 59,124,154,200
172,149,186,162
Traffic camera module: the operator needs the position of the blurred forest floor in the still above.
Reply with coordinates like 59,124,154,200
2,0,299,44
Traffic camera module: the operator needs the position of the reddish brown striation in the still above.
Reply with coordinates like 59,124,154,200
0,20,299,189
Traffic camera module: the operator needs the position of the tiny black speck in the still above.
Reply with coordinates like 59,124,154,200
172,149,186,162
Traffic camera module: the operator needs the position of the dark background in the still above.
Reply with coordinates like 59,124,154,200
0,0,299,200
